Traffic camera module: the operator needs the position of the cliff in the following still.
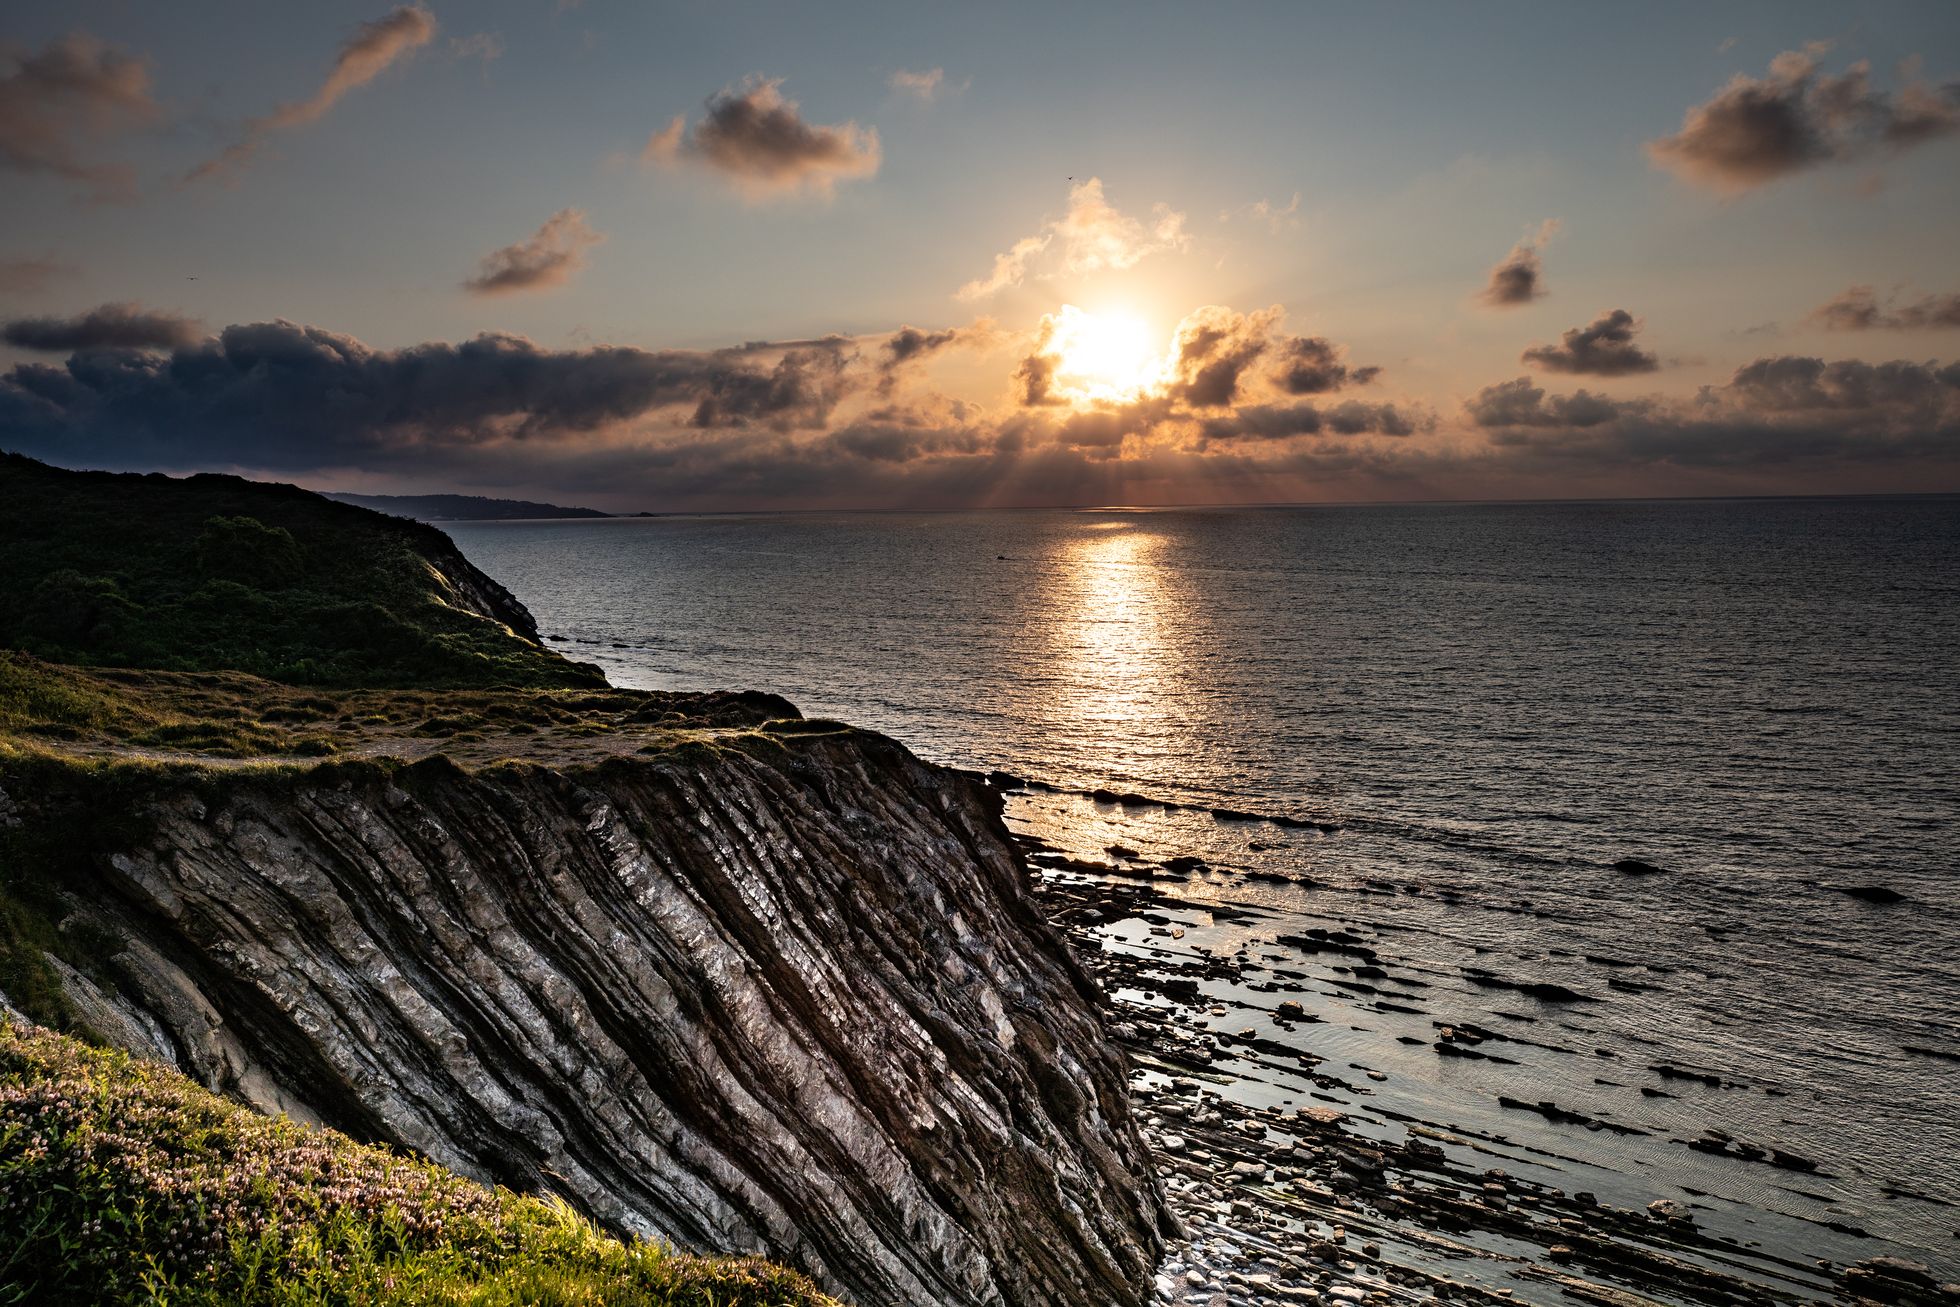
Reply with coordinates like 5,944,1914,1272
2,704,1169,1305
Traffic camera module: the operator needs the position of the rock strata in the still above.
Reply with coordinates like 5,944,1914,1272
19,721,1172,1307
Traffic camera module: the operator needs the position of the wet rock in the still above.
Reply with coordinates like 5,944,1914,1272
1613,858,1665,876
1837,884,1906,904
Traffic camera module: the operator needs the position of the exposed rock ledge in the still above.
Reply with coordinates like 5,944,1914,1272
11,718,1172,1306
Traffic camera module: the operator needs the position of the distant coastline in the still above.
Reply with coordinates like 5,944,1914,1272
324,490,615,522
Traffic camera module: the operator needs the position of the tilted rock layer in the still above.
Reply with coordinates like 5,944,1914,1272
24,721,1171,1306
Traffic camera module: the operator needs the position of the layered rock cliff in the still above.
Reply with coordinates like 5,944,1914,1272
4,715,1172,1306
0,456,1171,1305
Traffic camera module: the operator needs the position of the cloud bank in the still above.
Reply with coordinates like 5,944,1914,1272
187,6,437,185
1468,358,1959,471
463,209,604,296
2,310,1952,510
1647,46,1960,192
644,77,881,199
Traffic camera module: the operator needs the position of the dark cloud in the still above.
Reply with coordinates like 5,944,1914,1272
1167,306,1278,408
1016,349,1061,407
689,341,853,429
0,319,856,471
2,302,202,352
0,256,80,296
1199,400,1420,443
644,76,880,198
1479,220,1558,307
1809,285,1960,331
1466,356,1958,473
1521,309,1661,376
1724,354,1960,412
1466,378,1642,429
1272,335,1381,394
875,323,988,395
0,33,158,201
187,6,436,185
7,309,1950,512
1646,48,1960,192
463,209,604,296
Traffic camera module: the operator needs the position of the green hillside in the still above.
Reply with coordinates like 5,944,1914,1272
0,455,603,690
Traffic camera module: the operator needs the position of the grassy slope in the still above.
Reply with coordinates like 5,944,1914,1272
0,455,603,690
0,459,844,1301
0,1022,835,1306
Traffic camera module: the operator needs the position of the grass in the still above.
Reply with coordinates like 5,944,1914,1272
0,454,604,691
0,1022,839,1306
0,653,798,767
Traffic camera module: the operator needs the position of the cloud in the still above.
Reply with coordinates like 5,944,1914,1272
1221,192,1300,233
448,33,503,64
643,76,880,199
1272,335,1380,394
1465,377,1631,429
462,209,605,296
1521,309,1661,376
2,302,202,352
1646,47,1960,192
1809,285,1960,331
6,309,1950,512
889,68,965,101
1015,340,1063,407
957,178,1190,300
875,322,990,395
1166,305,1280,408
1479,219,1559,307
0,32,159,201
1466,356,1959,470
186,6,437,185
1197,399,1420,443
0,319,857,473
0,257,80,296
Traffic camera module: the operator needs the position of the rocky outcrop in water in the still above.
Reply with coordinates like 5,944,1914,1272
14,719,1172,1307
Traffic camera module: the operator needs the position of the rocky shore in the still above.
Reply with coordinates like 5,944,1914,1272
1017,829,1959,1307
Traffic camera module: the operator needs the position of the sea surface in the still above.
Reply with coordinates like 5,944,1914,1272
449,498,1960,1281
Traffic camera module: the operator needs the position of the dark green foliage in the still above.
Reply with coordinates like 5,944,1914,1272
0,1024,838,1305
194,515,306,589
0,455,603,690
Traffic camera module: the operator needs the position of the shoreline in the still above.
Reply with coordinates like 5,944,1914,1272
1013,822,1957,1305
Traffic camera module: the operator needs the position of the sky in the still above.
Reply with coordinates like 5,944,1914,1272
1,0,1958,511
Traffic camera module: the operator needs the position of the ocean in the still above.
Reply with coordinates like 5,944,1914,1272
448,496,1960,1281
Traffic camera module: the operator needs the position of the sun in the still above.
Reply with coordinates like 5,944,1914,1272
1045,305,1165,402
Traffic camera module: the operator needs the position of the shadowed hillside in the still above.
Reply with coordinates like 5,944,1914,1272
0,454,603,690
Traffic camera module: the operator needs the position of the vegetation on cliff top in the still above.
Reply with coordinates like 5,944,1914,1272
0,454,603,691
0,458,839,1301
0,1021,836,1306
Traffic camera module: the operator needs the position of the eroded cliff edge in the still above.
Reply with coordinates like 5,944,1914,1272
4,712,1172,1307
0,456,1172,1307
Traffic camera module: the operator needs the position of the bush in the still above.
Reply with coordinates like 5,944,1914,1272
194,516,307,590
19,572,135,651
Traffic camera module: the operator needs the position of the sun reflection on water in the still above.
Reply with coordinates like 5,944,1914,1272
1032,520,1193,783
